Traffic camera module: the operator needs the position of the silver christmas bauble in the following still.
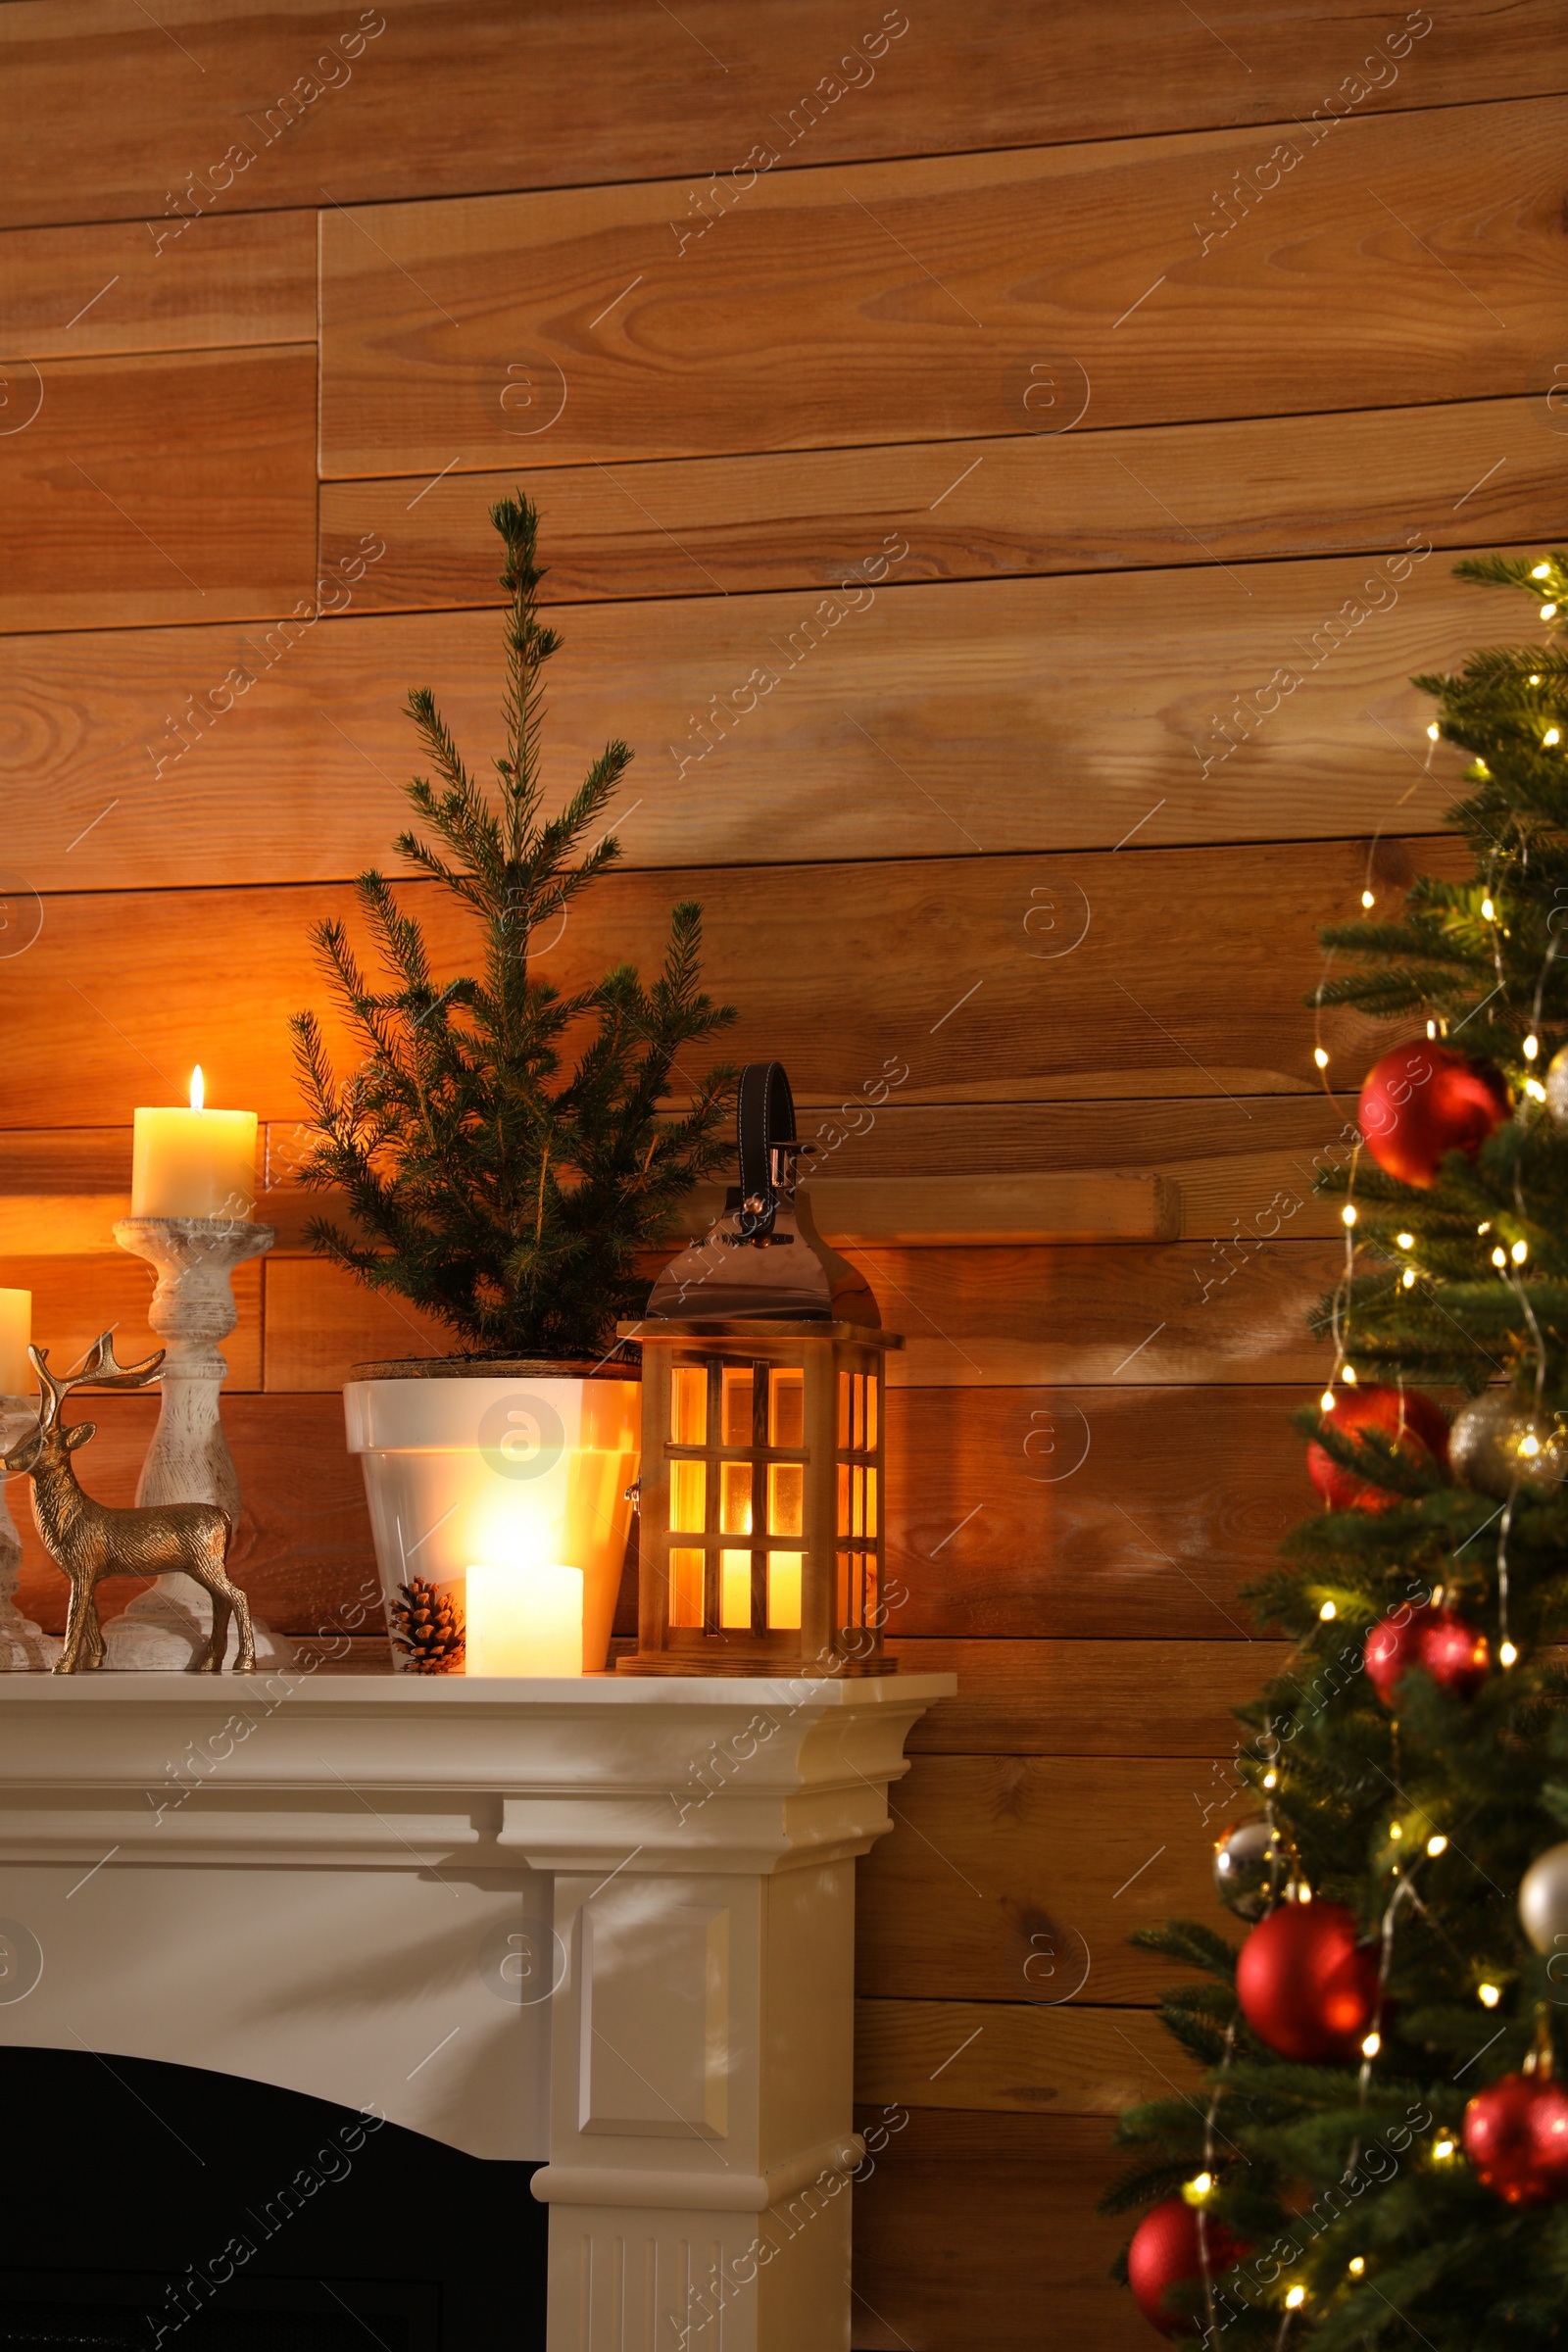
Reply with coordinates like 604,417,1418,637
1546,1044,1568,1133
1212,1817,1293,1921
1519,1841,1568,1954
1450,1390,1568,1498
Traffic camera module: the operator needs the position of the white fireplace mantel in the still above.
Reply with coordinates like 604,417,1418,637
0,1668,953,2352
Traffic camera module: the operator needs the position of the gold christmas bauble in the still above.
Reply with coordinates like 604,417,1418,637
1546,1043,1568,1133
1450,1390,1568,1498
1520,1841,1568,1954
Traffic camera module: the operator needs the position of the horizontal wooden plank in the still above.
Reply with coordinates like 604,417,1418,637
0,843,1461,1131
818,1094,1366,1242
0,1198,130,1257
856,1754,1240,2003
293,1634,394,1671
252,1170,1183,1254
321,398,1568,610
7,1392,375,1641
263,1254,445,1388
0,346,317,634
851,2109,1142,2351
742,1171,1184,1244
885,1387,1309,1637
319,102,1568,472
891,1641,1290,1751
1,1380,1323,1640
0,1092,1386,1250
260,1237,1336,1389
859,1240,1332,1386
7,5,1563,232
0,1134,133,1255
271,1096,1348,1243
0,1164,1175,1252
0,210,316,360
0,1252,261,1395
854,1996,1199,2115
0,543,1496,889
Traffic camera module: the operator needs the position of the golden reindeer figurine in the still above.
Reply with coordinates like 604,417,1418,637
1,1335,255,1674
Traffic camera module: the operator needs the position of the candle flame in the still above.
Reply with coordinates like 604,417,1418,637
189,1065,204,1112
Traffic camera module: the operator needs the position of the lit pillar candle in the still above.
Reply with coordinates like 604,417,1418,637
131,1066,258,1221
0,1292,30,1396
466,1560,584,1676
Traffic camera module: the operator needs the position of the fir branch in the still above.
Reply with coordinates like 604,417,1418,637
1129,1919,1239,1980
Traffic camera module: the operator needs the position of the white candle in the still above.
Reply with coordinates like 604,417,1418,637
131,1066,257,1220
466,1560,584,1676
0,1291,30,1396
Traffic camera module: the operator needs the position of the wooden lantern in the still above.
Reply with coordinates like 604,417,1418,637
617,1064,901,1678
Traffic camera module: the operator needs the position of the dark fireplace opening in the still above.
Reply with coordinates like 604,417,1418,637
0,2275,430,2352
0,2049,547,2352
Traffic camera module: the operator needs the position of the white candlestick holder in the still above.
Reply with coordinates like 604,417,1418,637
107,1216,289,1670
0,1396,60,1670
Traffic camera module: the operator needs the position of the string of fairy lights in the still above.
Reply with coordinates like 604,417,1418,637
1166,562,1568,2334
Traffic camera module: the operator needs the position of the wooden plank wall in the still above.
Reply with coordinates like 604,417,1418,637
3,5,1566,2340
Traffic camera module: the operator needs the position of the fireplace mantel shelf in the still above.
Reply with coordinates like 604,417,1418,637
0,1669,954,2352
0,1669,953,1874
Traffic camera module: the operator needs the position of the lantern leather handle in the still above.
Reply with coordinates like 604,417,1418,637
735,1061,797,1242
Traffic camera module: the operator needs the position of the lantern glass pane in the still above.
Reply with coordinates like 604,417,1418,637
720,1549,751,1627
767,1551,803,1629
767,1461,803,1538
670,1365,708,1446
721,1365,754,1446
865,1465,878,1538
866,1373,878,1450
837,1463,851,1538
768,1366,805,1448
862,1550,879,1628
838,1371,851,1448
669,1459,707,1533
720,1460,753,1536
669,1547,705,1627
837,1550,871,1628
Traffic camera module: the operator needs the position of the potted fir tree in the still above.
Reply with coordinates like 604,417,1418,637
290,494,737,1670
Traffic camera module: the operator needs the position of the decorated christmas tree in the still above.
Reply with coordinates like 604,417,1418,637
1105,550,1568,2345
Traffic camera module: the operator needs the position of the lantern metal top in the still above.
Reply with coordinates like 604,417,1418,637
616,1318,903,1348
643,1060,886,1329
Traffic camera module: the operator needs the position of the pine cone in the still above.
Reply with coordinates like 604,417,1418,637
390,1577,466,1674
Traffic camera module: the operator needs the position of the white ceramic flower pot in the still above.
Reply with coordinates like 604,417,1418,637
343,1363,641,1674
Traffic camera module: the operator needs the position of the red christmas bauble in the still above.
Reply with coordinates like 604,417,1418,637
1236,1901,1379,2062
1127,2196,1249,2337
1363,1603,1490,1707
1358,1042,1509,1189
1307,1385,1449,1511
1463,2072,1568,2206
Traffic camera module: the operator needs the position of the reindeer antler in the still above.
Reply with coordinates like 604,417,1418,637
28,1347,65,1432
30,1335,165,1432
71,1333,166,1391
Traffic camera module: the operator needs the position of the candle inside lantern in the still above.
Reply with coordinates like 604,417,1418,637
466,1559,584,1676
0,1291,31,1396
131,1066,258,1220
